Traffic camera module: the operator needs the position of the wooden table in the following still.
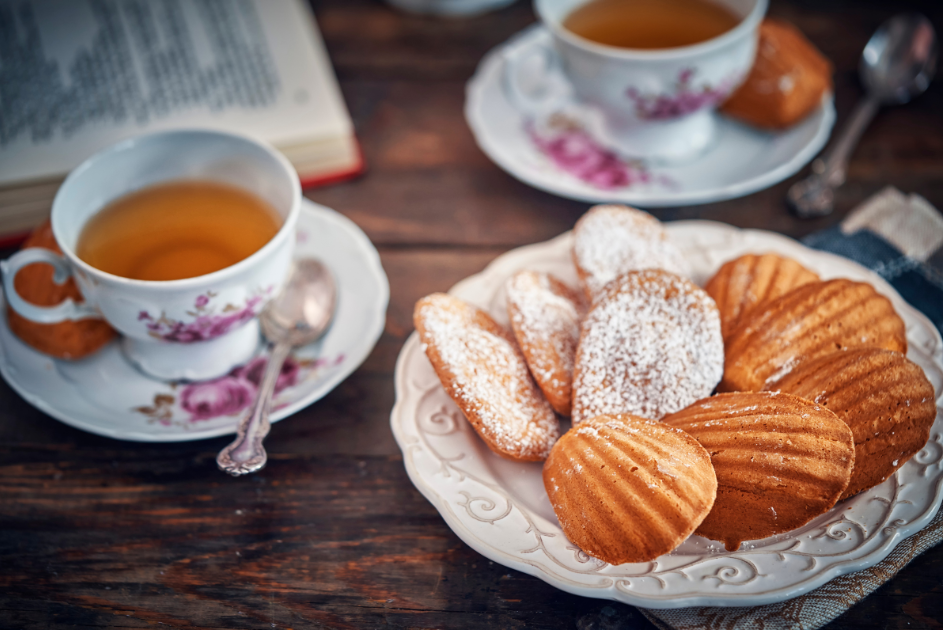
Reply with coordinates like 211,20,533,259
2,0,942,627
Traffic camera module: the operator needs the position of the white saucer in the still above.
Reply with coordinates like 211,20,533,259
465,26,837,207
391,222,943,608
0,199,389,442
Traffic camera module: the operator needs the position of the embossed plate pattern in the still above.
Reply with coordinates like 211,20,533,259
390,221,943,609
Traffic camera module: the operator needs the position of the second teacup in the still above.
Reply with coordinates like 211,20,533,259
507,0,768,162
1,129,301,381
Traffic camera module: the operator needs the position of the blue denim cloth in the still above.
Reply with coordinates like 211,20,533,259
803,226,943,334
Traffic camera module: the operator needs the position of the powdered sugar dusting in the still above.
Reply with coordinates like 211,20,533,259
416,294,559,459
573,205,691,300
506,271,585,414
575,424,601,439
572,270,724,423
765,356,799,387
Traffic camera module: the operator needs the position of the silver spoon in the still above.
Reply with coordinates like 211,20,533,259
217,259,337,476
787,13,937,218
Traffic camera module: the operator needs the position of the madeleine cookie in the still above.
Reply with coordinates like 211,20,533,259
572,269,724,423
765,348,936,499
663,392,854,551
705,253,819,341
721,18,833,129
543,414,717,564
414,293,560,461
506,271,586,416
7,220,117,359
572,204,690,302
721,279,907,392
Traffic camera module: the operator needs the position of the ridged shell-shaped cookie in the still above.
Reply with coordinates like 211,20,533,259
572,269,724,423
543,414,717,564
705,252,819,341
506,271,586,416
414,293,560,461
765,348,936,499
572,204,690,302
663,392,854,551
720,279,907,392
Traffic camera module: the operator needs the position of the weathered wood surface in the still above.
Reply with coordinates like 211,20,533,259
2,0,942,628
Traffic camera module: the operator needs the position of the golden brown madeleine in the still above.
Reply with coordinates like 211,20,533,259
663,392,854,551
765,348,936,499
543,414,717,564
414,293,560,461
705,252,819,341
721,279,907,392
506,271,586,416
572,204,690,302
572,269,724,423
721,18,833,129
7,220,117,359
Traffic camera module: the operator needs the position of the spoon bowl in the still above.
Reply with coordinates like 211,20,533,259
861,13,938,104
261,259,337,347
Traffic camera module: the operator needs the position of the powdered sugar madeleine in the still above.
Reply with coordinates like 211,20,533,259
721,279,907,392
572,204,690,302
572,269,724,423
414,293,560,461
543,414,717,565
765,348,936,500
506,271,586,416
663,392,855,552
705,252,819,341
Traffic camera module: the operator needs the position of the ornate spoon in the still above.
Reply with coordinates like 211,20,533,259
787,13,937,218
217,258,337,476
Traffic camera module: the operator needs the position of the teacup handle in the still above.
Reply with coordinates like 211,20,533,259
502,33,572,116
1,248,101,323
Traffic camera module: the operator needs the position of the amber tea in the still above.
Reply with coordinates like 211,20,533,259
76,180,282,281
563,0,741,50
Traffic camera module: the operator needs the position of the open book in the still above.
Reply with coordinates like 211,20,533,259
0,0,361,242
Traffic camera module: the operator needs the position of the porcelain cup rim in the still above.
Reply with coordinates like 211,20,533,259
50,128,301,291
535,0,768,61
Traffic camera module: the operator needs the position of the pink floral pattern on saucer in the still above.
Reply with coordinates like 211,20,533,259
134,352,345,424
138,288,274,343
528,115,658,190
626,68,738,120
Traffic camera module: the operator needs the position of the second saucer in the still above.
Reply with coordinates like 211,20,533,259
465,26,836,207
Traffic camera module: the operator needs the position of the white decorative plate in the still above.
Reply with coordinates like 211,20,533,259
0,199,389,442
465,26,836,207
390,221,943,609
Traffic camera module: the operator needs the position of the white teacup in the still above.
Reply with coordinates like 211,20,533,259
507,0,767,162
1,130,300,381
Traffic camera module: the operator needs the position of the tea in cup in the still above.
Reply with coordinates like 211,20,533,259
1,129,301,381
76,180,283,282
506,0,768,162
563,0,742,50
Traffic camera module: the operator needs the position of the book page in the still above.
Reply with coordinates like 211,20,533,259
0,0,353,187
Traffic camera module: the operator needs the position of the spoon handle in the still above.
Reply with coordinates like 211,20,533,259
787,96,880,218
216,340,292,476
